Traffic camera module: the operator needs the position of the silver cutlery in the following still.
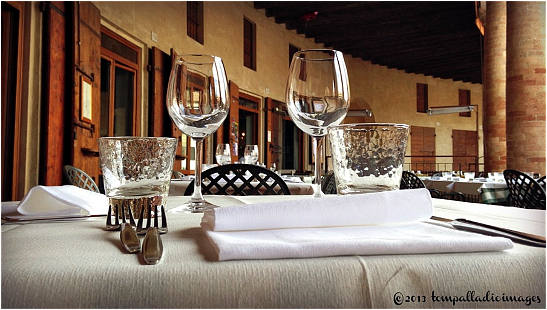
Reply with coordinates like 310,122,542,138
119,206,141,253
431,216,546,247
142,227,163,265
137,204,168,235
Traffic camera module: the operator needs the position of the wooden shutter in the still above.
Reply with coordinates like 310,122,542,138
1,1,24,199
70,2,102,185
452,130,477,171
416,83,428,113
459,89,471,117
148,47,171,137
411,126,435,172
40,2,68,186
229,81,239,163
265,97,282,168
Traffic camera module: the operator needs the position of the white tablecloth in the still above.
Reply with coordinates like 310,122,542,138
1,196,545,308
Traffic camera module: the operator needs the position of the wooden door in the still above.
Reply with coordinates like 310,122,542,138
411,126,436,172
70,2,102,185
265,97,283,168
1,1,24,200
228,81,239,163
452,130,478,172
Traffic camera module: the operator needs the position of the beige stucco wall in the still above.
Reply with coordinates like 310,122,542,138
94,1,484,170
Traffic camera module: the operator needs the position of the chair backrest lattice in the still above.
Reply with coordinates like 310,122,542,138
537,176,546,190
400,171,426,189
184,164,290,196
63,165,100,193
321,172,337,194
503,169,546,210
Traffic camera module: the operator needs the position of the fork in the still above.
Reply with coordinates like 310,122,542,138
137,203,168,235
105,204,120,231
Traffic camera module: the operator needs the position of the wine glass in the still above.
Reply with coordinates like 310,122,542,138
166,54,229,213
215,144,231,165
244,145,259,164
286,49,350,198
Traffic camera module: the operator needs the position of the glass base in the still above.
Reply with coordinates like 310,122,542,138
168,200,218,214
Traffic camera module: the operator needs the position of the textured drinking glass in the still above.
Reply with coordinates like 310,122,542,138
328,123,409,194
166,54,229,213
99,137,177,216
244,145,259,164
215,144,231,165
286,49,350,198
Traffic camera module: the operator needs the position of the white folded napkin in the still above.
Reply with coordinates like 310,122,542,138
17,185,109,217
206,223,513,261
201,189,513,261
202,188,433,231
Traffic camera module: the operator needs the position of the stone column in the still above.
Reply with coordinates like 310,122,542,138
506,1,546,174
483,2,507,172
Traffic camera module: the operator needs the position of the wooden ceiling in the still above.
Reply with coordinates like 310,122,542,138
254,1,483,84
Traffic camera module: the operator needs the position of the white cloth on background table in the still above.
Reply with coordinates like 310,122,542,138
16,185,109,217
201,188,513,260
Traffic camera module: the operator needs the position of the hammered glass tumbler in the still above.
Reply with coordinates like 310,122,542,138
328,123,409,194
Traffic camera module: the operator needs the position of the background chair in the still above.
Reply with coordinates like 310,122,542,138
321,172,337,194
503,169,546,209
400,171,442,198
63,165,100,193
184,164,290,196
537,176,546,190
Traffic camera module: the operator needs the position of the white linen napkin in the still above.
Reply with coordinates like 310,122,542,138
200,188,513,261
202,188,433,231
17,185,109,217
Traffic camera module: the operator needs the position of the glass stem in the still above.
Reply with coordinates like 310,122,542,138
191,138,204,203
312,136,324,198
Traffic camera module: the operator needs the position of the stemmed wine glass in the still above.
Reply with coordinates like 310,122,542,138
244,145,259,164
286,49,350,197
166,54,230,212
215,144,231,165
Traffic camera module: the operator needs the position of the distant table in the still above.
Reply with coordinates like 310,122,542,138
422,178,509,204
169,179,314,196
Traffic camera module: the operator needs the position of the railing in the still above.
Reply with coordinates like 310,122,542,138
404,155,484,175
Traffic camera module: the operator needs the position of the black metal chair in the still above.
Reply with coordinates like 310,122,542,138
321,172,337,194
63,165,100,193
400,171,442,198
503,169,546,209
184,164,291,196
537,176,546,190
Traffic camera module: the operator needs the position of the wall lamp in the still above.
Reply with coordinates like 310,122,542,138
426,105,475,115
347,109,373,117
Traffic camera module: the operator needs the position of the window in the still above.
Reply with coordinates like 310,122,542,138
459,89,471,117
187,1,203,44
100,27,141,137
416,83,428,113
243,18,256,70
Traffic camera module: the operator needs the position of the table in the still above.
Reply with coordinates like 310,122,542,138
2,196,545,308
169,179,314,196
422,178,509,204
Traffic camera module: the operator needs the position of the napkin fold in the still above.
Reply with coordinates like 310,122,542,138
200,189,513,261
202,188,433,231
17,185,109,217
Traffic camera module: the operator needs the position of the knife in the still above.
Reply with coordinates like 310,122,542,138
431,216,546,248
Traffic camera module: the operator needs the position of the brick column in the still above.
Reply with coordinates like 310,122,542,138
506,2,546,174
483,2,507,172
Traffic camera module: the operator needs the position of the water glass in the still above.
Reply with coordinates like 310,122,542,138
99,137,177,216
244,145,259,165
328,123,409,194
215,144,231,165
